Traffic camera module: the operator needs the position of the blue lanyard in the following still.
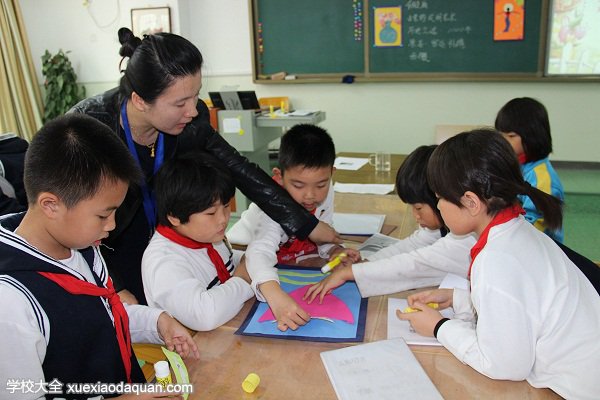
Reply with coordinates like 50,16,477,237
120,100,164,233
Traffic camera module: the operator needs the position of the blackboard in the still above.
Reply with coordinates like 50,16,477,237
253,0,365,76
250,0,554,81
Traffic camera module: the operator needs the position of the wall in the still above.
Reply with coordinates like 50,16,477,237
19,0,600,162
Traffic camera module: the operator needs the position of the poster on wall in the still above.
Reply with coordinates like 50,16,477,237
373,6,403,47
546,0,600,75
131,7,171,37
494,0,525,41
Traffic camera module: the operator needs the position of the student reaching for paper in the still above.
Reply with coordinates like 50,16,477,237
305,145,476,304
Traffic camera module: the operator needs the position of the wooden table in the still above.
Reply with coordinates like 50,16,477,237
185,286,559,399
182,191,560,399
334,152,406,187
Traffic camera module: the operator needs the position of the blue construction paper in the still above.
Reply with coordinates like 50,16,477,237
236,265,367,342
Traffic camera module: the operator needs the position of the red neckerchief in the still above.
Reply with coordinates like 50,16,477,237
38,272,133,383
156,225,230,283
468,204,525,279
276,208,318,264
517,153,527,164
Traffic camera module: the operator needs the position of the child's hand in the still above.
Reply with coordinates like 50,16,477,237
118,289,139,305
157,312,200,360
232,259,251,284
261,281,310,331
396,303,444,337
395,289,454,337
407,288,454,310
329,247,361,264
304,265,354,304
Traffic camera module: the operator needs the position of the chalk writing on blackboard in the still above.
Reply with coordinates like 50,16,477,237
404,2,471,64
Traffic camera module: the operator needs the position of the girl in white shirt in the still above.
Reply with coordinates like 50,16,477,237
305,145,475,303
398,129,600,400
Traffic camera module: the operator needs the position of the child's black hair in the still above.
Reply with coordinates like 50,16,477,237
427,129,562,231
155,153,235,226
494,97,552,162
396,145,442,223
24,113,141,207
278,124,335,173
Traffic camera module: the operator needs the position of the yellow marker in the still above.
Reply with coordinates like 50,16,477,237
403,302,439,313
269,105,274,118
280,100,286,113
321,253,347,274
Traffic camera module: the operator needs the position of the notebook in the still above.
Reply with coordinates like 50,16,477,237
320,338,443,400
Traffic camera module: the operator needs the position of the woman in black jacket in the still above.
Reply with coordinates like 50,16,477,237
70,28,339,304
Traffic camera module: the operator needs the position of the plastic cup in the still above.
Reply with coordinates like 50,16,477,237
368,151,391,172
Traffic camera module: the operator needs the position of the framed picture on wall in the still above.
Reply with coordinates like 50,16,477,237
131,7,171,37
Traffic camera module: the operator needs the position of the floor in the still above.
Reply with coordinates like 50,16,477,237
557,167,600,262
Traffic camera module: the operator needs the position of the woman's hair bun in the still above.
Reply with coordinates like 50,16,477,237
118,27,142,58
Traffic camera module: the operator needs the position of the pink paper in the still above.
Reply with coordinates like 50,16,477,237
258,285,354,324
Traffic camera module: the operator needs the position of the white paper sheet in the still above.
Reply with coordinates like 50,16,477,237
333,182,394,194
320,338,443,400
357,233,401,258
387,298,454,346
222,118,241,134
288,109,317,116
334,157,368,171
332,213,385,235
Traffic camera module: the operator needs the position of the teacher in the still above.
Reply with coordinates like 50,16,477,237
70,28,340,305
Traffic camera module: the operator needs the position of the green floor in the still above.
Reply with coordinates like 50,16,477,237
555,167,599,262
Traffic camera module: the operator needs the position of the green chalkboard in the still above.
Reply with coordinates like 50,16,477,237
254,0,364,75
370,0,543,73
251,0,550,81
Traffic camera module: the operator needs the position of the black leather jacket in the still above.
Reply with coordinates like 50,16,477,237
69,88,317,241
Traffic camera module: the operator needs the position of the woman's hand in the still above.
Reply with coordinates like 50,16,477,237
308,221,342,245
157,312,200,360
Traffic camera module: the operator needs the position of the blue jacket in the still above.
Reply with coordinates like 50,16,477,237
519,157,564,242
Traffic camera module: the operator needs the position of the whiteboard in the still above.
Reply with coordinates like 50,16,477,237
546,0,600,76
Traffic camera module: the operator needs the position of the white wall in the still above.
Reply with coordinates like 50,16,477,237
19,0,600,162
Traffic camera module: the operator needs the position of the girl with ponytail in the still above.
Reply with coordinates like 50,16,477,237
495,97,564,242
397,129,600,400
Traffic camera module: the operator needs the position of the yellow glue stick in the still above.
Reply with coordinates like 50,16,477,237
403,302,439,313
321,253,347,274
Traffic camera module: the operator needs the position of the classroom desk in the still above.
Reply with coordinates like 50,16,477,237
183,192,561,400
